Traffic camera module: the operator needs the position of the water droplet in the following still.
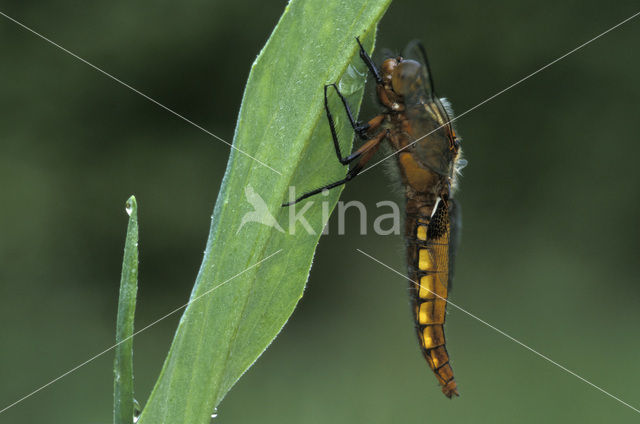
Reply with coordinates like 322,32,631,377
125,201,133,216
337,63,366,96
210,407,218,422
133,398,142,423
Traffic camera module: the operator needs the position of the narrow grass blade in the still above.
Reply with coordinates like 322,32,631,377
114,196,139,424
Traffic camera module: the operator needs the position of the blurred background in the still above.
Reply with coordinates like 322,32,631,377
1,1,639,423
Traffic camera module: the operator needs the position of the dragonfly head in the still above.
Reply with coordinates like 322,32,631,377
390,59,424,97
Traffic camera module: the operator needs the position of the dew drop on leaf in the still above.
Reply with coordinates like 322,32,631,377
133,398,141,423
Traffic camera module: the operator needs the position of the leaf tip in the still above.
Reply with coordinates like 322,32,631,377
126,195,137,216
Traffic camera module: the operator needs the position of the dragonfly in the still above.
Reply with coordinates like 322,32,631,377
283,38,466,398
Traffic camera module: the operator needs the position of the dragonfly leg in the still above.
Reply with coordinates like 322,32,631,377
282,130,387,206
325,83,371,140
324,83,384,165
356,36,382,84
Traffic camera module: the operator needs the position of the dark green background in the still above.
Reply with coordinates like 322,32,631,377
1,1,639,423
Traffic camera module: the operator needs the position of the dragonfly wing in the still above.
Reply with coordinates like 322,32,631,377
447,198,462,290
400,42,455,176
424,198,452,295
402,39,436,100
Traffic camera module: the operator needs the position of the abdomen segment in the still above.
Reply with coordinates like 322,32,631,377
407,199,458,398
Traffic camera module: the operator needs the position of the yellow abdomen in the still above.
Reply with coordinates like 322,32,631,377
409,202,458,397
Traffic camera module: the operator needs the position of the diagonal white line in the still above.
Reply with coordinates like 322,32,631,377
0,10,282,176
0,249,283,415
360,10,640,174
356,248,640,414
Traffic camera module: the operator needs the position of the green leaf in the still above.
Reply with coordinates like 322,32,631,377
114,196,139,424
138,1,391,423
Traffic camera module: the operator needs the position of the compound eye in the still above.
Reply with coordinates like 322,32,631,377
391,60,422,96
380,58,398,83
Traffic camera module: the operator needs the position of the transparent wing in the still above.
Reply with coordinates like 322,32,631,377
402,39,454,125
402,39,436,102
447,198,461,290
401,40,456,176
426,199,452,295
